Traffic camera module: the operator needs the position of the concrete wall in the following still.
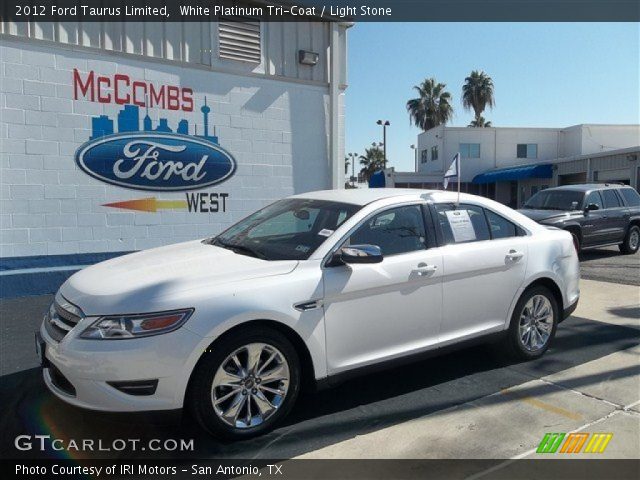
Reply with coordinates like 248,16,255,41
0,37,341,259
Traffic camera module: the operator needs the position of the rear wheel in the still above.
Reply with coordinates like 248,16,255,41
188,327,300,440
503,286,559,361
619,225,640,255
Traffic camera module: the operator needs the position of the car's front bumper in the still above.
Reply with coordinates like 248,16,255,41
39,318,205,412
562,297,579,321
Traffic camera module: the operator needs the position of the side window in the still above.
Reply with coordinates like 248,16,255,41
602,189,621,209
435,204,490,244
585,191,603,209
348,205,427,256
619,188,640,207
484,210,521,239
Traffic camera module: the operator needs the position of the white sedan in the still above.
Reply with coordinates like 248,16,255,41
38,189,580,439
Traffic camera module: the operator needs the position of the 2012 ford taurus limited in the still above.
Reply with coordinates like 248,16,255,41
37,189,580,439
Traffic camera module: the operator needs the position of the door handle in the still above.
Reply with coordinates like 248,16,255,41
414,263,438,276
506,249,524,261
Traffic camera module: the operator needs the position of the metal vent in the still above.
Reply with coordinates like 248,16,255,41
218,17,261,63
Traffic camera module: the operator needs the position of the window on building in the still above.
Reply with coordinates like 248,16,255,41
347,205,428,256
435,204,490,244
460,143,481,159
431,146,439,161
218,17,262,63
601,189,622,208
421,150,429,164
517,144,538,159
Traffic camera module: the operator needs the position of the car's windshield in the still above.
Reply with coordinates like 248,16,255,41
523,190,585,211
208,199,360,261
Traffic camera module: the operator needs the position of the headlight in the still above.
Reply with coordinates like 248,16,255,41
80,309,194,340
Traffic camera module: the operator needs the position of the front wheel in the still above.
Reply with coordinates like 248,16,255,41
188,327,300,440
503,286,559,361
619,225,640,255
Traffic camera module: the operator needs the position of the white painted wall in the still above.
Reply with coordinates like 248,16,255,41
0,37,344,258
417,124,640,182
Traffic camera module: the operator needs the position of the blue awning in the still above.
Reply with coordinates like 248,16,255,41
472,164,553,184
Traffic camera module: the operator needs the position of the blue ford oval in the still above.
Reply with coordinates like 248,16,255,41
75,133,237,191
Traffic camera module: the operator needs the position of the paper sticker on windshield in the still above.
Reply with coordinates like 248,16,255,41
318,229,334,237
296,245,310,253
445,210,476,243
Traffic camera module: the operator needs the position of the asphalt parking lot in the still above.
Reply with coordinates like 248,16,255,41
1,249,638,465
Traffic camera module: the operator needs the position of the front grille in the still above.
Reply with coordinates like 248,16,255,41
44,294,83,342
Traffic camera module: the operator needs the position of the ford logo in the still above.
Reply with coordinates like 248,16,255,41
75,133,237,191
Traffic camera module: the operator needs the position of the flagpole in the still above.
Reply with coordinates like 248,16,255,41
457,152,461,205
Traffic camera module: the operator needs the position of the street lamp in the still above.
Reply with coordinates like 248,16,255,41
376,120,390,169
410,144,417,172
347,152,358,187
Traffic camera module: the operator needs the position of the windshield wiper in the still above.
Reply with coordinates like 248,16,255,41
210,238,268,260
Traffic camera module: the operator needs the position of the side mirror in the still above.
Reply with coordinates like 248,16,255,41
340,244,383,264
584,203,600,213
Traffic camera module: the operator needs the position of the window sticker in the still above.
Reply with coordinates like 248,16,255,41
318,229,334,237
295,245,310,253
445,209,476,243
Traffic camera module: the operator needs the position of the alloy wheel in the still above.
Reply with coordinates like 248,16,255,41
518,295,554,352
629,229,639,250
211,343,290,429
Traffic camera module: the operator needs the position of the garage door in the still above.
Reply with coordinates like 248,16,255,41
595,168,631,184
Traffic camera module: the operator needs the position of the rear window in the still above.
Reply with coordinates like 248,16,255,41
619,188,640,207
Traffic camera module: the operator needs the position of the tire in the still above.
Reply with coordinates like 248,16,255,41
188,327,301,440
619,225,640,255
502,286,559,361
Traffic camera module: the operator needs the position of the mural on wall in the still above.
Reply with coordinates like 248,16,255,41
72,70,234,213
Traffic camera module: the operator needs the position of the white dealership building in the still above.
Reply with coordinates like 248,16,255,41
387,124,640,208
0,14,350,296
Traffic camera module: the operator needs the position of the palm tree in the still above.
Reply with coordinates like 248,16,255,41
344,156,350,175
468,116,492,128
406,78,454,131
462,70,495,127
359,147,385,182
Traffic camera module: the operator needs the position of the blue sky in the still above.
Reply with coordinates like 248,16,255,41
345,23,640,172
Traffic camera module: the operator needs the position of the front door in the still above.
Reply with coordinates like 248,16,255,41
433,203,528,343
322,204,443,375
581,190,608,247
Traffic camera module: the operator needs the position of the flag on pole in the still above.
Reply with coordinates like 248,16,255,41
443,153,460,190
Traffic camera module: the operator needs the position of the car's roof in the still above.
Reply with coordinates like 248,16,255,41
289,188,493,206
545,183,629,192
289,188,432,205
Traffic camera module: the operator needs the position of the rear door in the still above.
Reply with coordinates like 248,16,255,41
601,189,628,243
433,203,528,343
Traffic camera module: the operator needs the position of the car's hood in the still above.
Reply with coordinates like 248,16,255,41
517,208,579,222
60,240,298,315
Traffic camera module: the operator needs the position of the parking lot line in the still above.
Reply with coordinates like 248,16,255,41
499,388,583,420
